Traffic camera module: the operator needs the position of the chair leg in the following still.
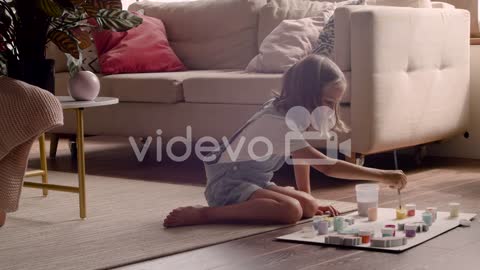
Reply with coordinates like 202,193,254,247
49,133,60,159
39,133,49,196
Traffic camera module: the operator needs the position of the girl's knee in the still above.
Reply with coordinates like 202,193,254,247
278,199,303,224
301,197,319,218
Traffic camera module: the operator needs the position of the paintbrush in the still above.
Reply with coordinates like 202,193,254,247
397,189,402,209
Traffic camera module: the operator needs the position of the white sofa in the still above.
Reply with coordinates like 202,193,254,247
49,0,470,162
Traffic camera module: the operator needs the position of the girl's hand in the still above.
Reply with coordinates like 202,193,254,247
383,170,407,190
316,205,340,216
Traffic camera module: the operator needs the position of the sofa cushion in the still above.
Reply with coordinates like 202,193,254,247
128,0,267,70
93,14,186,75
55,71,234,104
182,70,352,105
258,0,336,47
55,70,352,105
247,17,327,73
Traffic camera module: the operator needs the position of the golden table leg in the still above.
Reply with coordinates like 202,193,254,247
76,109,87,219
39,133,48,196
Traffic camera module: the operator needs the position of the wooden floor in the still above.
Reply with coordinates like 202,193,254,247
28,136,480,270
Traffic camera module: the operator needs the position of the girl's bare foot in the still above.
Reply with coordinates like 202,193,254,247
0,210,6,227
163,206,209,228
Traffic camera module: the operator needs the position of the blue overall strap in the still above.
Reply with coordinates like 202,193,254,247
205,99,276,165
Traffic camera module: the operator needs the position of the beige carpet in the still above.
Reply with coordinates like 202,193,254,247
0,171,357,270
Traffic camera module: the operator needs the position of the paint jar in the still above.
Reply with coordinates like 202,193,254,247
316,220,329,235
356,184,379,217
396,207,407,220
405,224,417,238
333,217,345,232
422,212,433,226
385,224,396,236
426,207,437,222
344,217,355,226
405,203,416,217
449,202,460,218
368,207,378,221
359,230,372,244
381,227,395,237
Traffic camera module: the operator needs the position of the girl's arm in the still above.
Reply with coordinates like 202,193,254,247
293,164,311,193
291,146,407,189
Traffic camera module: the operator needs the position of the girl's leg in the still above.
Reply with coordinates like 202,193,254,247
163,189,303,227
0,210,6,227
267,186,319,218
266,186,340,218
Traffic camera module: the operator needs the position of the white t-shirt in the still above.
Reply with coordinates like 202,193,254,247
218,113,310,163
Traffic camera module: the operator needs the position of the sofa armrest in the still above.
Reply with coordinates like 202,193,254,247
348,6,470,154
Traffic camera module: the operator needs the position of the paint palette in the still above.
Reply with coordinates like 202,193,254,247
277,208,476,252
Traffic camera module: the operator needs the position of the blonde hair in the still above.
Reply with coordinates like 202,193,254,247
273,55,349,133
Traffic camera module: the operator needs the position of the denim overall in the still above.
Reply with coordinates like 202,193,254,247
204,100,287,207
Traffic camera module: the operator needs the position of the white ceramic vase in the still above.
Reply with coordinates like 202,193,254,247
68,71,100,101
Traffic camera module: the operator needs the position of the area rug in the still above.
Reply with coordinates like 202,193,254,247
0,171,357,270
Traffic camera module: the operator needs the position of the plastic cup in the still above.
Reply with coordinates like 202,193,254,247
356,184,379,217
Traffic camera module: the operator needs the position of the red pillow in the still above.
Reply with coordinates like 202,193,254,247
93,14,186,74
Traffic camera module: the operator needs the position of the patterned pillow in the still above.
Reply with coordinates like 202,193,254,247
80,45,101,73
79,9,145,73
312,0,366,59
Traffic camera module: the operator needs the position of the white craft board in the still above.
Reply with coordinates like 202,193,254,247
277,208,477,252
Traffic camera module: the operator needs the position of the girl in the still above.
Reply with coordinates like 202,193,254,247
164,55,407,227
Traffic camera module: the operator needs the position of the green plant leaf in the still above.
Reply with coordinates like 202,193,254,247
38,0,64,17
70,27,91,49
66,52,82,76
96,9,142,32
48,30,79,58
82,0,122,17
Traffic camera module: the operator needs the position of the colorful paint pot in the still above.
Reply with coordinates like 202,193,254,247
405,224,417,238
333,217,345,232
422,212,433,226
449,202,460,218
381,227,395,237
426,207,437,222
405,203,416,217
385,224,396,236
396,207,407,220
315,220,329,235
359,230,372,244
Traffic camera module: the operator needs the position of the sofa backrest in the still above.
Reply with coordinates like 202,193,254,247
129,0,267,70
